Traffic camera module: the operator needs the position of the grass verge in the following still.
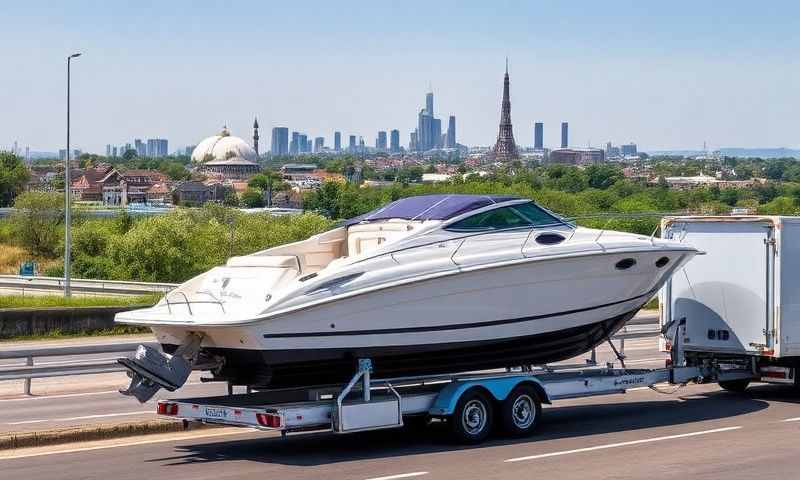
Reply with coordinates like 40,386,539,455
0,419,214,450
0,325,151,342
0,294,161,309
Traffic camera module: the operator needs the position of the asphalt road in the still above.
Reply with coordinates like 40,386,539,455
3,375,800,479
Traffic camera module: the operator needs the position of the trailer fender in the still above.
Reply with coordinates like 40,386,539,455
428,376,549,416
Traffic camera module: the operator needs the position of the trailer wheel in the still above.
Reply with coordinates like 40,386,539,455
450,389,494,443
719,379,750,393
500,385,542,437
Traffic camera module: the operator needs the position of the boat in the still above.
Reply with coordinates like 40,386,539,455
116,194,698,402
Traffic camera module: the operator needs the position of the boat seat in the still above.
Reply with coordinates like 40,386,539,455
346,222,412,256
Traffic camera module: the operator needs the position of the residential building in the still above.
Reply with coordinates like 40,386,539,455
549,148,604,165
135,139,146,156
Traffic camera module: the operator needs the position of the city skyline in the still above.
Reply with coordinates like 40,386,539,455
2,1,799,154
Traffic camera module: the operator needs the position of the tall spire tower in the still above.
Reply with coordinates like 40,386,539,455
252,117,260,157
492,58,519,161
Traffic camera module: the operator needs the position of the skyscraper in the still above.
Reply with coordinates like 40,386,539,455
417,109,433,151
390,129,400,153
271,127,289,155
298,134,309,153
432,118,442,148
134,139,145,157
446,116,456,148
426,91,434,115
334,131,341,152
348,135,356,152
561,122,569,148
106,144,112,157
314,137,324,153
491,59,519,161
146,139,168,157
290,131,300,154
376,131,387,150
534,122,543,150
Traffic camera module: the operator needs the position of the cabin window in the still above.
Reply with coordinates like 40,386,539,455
445,202,563,232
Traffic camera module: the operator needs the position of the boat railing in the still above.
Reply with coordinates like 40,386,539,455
164,291,226,315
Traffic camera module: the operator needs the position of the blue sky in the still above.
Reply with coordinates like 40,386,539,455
1,1,798,153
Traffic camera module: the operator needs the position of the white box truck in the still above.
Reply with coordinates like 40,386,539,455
660,216,800,390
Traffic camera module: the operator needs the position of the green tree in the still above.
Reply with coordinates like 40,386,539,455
10,192,64,257
0,152,31,207
240,189,265,208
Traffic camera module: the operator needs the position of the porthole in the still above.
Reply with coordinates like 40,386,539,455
615,258,637,270
535,233,566,245
655,256,670,268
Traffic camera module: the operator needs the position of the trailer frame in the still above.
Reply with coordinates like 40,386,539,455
154,322,760,443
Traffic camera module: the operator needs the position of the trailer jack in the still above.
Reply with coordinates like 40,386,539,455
119,334,203,403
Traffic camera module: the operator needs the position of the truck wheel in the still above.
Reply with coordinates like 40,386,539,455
450,389,494,444
719,379,750,393
500,385,542,437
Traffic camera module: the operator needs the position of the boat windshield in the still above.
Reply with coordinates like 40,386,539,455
445,202,566,232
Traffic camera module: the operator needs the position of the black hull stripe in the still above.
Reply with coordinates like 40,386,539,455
263,287,655,339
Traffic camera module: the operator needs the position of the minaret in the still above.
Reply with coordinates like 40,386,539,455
252,117,260,157
492,58,519,161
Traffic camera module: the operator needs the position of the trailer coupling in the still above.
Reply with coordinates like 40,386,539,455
118,334,203,403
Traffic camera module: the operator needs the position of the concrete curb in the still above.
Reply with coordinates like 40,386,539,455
0,419,215,450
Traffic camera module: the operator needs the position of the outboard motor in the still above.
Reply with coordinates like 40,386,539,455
119,334,202,403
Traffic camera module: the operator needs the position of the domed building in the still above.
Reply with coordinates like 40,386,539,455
191,125,261,180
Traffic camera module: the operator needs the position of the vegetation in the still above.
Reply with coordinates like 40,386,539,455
9,192,66,257
30,205,331,283
0,294,159,309
0,325,149,341
0,152,30,207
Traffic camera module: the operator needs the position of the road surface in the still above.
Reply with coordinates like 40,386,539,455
2,375,799,479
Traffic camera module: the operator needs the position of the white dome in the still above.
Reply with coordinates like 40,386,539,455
191,127,258,164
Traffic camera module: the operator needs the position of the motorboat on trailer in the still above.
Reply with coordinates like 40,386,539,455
116,194,698,402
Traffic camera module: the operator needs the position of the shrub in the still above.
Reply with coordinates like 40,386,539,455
10,192,64,257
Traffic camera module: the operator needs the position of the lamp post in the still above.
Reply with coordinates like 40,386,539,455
65,52,81,298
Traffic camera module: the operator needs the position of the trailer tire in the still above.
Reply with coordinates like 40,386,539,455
719,379,750,393
500,385,542,437
450,389,494,444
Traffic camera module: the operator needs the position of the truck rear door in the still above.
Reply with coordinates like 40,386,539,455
664,220,773,354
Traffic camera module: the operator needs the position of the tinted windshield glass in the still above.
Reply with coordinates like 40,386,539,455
445,202,564,231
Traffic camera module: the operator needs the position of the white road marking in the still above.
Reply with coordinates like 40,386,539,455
0,428,249,460
0,381,205,403
504,426,742,462
365,473,429,480
782,417,800,422
0,390,121,402
5,411,152,425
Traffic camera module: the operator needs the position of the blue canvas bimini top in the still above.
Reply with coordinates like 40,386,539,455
344,194,520,226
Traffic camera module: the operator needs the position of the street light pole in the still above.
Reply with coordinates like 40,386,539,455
65,52,81,298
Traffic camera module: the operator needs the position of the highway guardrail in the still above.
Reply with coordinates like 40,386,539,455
0,319,661,396
0,275,177,297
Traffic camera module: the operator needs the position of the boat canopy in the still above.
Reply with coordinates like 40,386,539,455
344,194,520,226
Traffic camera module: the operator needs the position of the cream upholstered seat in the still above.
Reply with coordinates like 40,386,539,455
346,221,414,256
